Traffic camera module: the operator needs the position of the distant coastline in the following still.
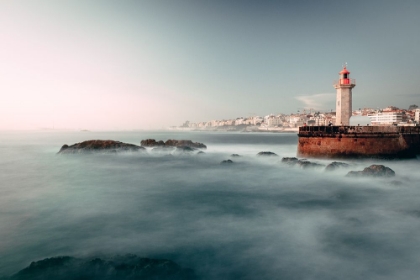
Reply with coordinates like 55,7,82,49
169,125,299,133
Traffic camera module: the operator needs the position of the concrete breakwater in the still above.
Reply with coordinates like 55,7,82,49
298,126,420,159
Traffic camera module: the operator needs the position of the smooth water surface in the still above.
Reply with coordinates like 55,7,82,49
1,131,420,279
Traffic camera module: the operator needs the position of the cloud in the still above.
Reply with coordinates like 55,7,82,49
296,93,335,110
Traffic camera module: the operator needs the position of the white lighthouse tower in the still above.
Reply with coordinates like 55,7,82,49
334,65,356,126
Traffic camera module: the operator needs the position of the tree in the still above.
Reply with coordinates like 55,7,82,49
408,104,418,110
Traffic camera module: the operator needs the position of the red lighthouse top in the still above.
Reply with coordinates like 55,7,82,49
334,64,356,88
339,66,350,74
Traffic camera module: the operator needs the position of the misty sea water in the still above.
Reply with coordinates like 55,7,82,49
1,130,420,279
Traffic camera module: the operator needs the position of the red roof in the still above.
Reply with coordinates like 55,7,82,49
339,67,350,74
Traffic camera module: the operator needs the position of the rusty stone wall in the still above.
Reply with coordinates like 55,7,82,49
297,126,420,159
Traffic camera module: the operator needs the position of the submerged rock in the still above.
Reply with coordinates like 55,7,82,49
325,161,350,171
58,140,144,154
140,139,206,149
170,146,196,156
257,151,278,156
151,146,175,153
281,157,324,169
296,160,325,169
281,157,299,165
7,255,197,280
346,165,396,177
176,146,196,152
221,159,234,164
231,154,240,157
389,180,403,186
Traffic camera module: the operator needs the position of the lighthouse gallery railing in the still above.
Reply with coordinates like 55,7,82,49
333,79,356,86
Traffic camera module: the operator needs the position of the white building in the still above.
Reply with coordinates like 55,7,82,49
252,116,264,125
226,120,235,126
415,109,420,123
367,112,402,125
243,118,253,125
235,118,244,125
266,115,282,127
289,116,305,127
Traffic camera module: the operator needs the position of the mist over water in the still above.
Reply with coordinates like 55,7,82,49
1,131,420,279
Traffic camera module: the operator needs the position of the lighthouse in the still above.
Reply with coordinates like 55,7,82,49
298,65,420,159
334,65,356,126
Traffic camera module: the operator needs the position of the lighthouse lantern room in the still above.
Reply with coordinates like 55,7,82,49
334,65,356,126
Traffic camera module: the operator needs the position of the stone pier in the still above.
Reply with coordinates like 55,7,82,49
298,126,420,159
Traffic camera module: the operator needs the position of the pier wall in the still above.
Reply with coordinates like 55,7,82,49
297,126,420,158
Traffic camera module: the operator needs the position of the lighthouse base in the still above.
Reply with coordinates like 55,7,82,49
297,126,420,159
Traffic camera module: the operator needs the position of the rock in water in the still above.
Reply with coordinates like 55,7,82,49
346,164,396,177
281,157,324,169
325,161,350,171
8,255,198,280
257,151,278,156
58,140,144,154
295,160,325,169
221,159,234,164
281,157,299,165
140,139,206,149
175,146,196,153
151,146,175,153
140,139,165,147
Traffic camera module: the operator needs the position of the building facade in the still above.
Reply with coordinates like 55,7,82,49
367,112,403,125
415,109,420,123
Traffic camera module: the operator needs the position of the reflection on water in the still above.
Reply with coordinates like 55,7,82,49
1,131,420,279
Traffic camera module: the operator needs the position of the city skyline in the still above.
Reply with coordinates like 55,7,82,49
1,0,420,130
179,105,419,130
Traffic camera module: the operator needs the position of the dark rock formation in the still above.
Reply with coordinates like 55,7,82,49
281,157,299,164
257,151,278,156
281,157,324,169
325,161,350,171
346,165,396,177
141,139,166,147
296,160,325,169
140,139,206,149
197,151,205,155
58,140,144,154
221,159,234,164
7,255,197,280
231,154,240,157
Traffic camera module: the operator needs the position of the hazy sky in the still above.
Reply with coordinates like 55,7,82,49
1,0,419,130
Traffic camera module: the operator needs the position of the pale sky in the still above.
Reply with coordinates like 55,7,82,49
1,0,419,130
